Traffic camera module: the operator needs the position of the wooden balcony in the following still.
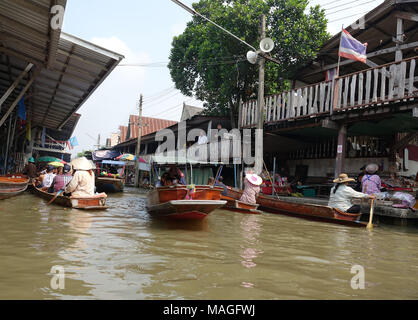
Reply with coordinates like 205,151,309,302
240,57,418,128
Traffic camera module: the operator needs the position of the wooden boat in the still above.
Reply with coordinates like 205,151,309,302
0,175,29,200
31,182,108,210
95,176,124,193
220,195,261,214
225,186,371,227
147,185,226,220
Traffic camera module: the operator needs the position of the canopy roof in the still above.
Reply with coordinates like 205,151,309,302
0,0,124,140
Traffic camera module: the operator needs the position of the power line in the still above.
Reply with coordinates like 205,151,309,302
326,0,379,15
328,10,371,23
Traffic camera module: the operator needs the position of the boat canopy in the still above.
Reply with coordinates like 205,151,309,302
101,160,126,166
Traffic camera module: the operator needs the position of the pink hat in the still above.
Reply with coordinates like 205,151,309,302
246,174,262,186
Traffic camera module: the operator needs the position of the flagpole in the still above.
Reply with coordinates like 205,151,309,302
336,24,344,78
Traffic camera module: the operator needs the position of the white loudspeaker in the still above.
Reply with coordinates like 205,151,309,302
246,51,257,64
259,38,274,53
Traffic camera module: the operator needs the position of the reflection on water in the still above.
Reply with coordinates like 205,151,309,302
1,187,418,299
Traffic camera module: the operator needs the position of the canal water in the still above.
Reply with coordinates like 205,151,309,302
1,187,418,300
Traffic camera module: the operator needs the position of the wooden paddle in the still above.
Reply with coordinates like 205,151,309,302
366,197,375,230
263,160,281,200
47,189,63,205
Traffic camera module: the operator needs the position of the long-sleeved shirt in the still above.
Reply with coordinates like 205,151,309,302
361,174,381,195
239,178,260,204
65,171,95,197
328,184,369,212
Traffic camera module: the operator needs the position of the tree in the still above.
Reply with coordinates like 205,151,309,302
168,0,329,127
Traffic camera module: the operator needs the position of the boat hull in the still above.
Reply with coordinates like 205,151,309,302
0,175,29,200
31,182,108,210
147,185,225,220
147,200,226,219
221,195,261,214
225,187,369,227
95,177,124,193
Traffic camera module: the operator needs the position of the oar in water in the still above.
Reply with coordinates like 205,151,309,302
47,189,64,205
366,197,375,229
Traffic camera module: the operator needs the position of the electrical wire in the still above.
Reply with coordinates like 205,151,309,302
326,0,380,15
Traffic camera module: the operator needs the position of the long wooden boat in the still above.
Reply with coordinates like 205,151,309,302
31,182,108,210
220,195,261,214
225,187,371,227
0,175,29,200
95,176,124,193
147,185,226,220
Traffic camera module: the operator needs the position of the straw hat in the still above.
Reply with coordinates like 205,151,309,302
246,173,263,186
365,163,379,174
71,157,94,170
333,173,355,184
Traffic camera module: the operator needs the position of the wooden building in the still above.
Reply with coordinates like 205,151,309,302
240,0,418,190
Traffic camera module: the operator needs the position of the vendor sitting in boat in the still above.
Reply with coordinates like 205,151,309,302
168,165,186,185
156,172,173,187
361,163,382,195
328,173,375,213
49,164,73,193
239,169,262,204
65,157,95,197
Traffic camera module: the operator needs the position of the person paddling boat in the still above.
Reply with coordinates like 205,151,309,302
328,173,375,215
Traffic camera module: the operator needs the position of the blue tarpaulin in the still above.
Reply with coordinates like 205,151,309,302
92,150,121,161
101,160,126,166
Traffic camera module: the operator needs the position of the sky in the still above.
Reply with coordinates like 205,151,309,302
62,0,385,156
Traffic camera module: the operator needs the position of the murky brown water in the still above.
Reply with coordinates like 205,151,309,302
1,187,418,299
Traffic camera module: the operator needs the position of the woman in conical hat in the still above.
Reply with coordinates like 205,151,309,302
239,169,262,204
65,157,96,197
328,173,375,214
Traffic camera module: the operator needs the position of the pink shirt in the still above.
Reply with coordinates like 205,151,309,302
361,174,381,195
239,178,260,204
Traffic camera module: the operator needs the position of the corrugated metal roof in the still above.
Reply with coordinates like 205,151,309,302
127,115,178,139
0,0,124,139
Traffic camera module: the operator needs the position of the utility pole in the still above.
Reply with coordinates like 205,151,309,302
254,15,266,175
135,94,143,188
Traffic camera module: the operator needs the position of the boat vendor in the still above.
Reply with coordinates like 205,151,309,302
168,165,186,185
157,172,173,187
41,165,56,189
214,176,228,196
329,173,375,213
49,164,73,193
22,157,37,180
65,157,95,197
361,163,382,195
239,170,262,204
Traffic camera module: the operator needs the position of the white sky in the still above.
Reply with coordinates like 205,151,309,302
62,0,385,156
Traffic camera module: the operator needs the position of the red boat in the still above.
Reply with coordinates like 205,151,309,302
220,195,261,214
0,175,29,200
225,187,370,227
146,185,226,220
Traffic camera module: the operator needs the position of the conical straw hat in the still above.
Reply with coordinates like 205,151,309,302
71,157,94,170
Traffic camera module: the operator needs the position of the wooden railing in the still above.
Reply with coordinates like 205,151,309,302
240,57,418,127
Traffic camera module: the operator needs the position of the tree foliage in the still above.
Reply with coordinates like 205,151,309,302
168,0,329,127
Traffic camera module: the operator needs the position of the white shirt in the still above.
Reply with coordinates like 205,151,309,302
65,170,95,197
198,135,208,145
42,173,56,188
328,184,368,212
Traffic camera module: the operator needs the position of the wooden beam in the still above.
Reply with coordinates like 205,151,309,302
321,119,339,130
0,63,33,111
0,68,39,128
395,18,404,62
395,10,418,23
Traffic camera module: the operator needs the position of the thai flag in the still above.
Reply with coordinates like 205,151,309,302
339,29,367,63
